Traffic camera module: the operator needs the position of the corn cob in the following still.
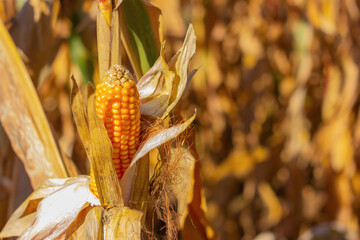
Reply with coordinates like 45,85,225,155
89,65,141,197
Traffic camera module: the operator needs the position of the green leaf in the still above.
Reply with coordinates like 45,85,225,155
120,0,160,78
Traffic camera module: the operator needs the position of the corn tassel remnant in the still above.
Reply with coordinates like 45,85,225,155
90,65,141,197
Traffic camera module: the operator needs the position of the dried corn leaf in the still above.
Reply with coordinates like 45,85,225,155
102,206,142,240
9,0,62,85
0,20,68,188
18,176,99,240
121,113,196,203
138,24,196,118
130,153,149,224
87,84,123,206
67,206,102,240
181,140,216,240
97,11,111,81
169,146,195,227
0,177,99,238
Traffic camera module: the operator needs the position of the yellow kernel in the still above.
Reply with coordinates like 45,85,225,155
120,150,129,156
121,108,129,114
122,125,131,131
105,123,113,128
113,159,120,164
128,140,136,146
121,103,129,108
113,114,121,119
105,118,112,122
123,81,132,89
114,120,120,125
114,86,122,93
129,109,136,115
112,102,120,109
120,155,128,160
122,96,129,102
113,137,121,142
129,103,135,109
121,114,129,120
129,97,136,102
120,145,128,150
114,126,121,131
113,131,121,137
113,148,120,153
121,120,130,125
121,140,128,145
121,135,129,140
121,88,129,95
113,143,120,148
113,153,120,158
112,108,119,114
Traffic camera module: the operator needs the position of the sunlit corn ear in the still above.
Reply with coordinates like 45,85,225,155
89,65,141,197
70,77,123,207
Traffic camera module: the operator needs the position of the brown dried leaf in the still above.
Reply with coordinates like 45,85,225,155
0,177,92,238
87,83,123,206
97,11,111,81
130,153,149,224
0,20,68,188
18,176,99,240
138,24,196,118
102,206,142,240
121,113,196,203
9,0,63,85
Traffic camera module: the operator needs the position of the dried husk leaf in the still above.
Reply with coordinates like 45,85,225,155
102,206,142,240
121,113,196,203
18,176,99,240
137,24,196,118
168,146,195,228
9,0,62,85
87,84,123,206
181,135,216,240
67,206,102,240
97,11,111,81
0,20,68,188
130,153,149,224
0,177,99,239
70,77,91,155
0,178,76,238
110,9,121,67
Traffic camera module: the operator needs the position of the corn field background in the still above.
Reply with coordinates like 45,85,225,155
1,0,360,239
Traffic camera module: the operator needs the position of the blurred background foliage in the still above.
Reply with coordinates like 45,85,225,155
1,0,360,239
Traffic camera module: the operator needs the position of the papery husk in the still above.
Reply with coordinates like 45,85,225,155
137,24,196,118
0,177,100,239
121,114,196,203
70,79,123,206
18,176,99,240
9,0,63,86
102,206,142,240
0,19,70,189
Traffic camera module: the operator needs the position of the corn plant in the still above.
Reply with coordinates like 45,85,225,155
0,0,214,239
